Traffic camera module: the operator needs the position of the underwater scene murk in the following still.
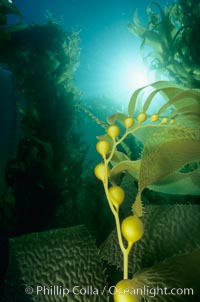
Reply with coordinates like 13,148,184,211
0,0,200,301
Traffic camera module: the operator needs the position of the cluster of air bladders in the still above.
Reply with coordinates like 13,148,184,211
94,113,157,302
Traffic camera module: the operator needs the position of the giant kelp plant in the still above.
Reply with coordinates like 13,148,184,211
0,0,89,236
0,1,95,300
129,0,200,88
92,2,200,299
94,80,200,301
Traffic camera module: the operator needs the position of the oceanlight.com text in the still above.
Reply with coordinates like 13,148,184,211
108,285,194,298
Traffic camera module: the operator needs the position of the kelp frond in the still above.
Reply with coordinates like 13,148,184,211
129,1,200,88
94,81,200,217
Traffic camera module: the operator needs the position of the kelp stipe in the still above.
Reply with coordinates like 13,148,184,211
94,81,200,301
94,121,144,276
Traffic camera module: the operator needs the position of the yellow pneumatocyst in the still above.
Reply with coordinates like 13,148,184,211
108,186,125,209
94,163,110,181
107,125,120,140
137,112,147,123
121,216,144,244
114,279,142,302
96,140,110,157
150,114,159,122
124,117,135,129
161,117,168,123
